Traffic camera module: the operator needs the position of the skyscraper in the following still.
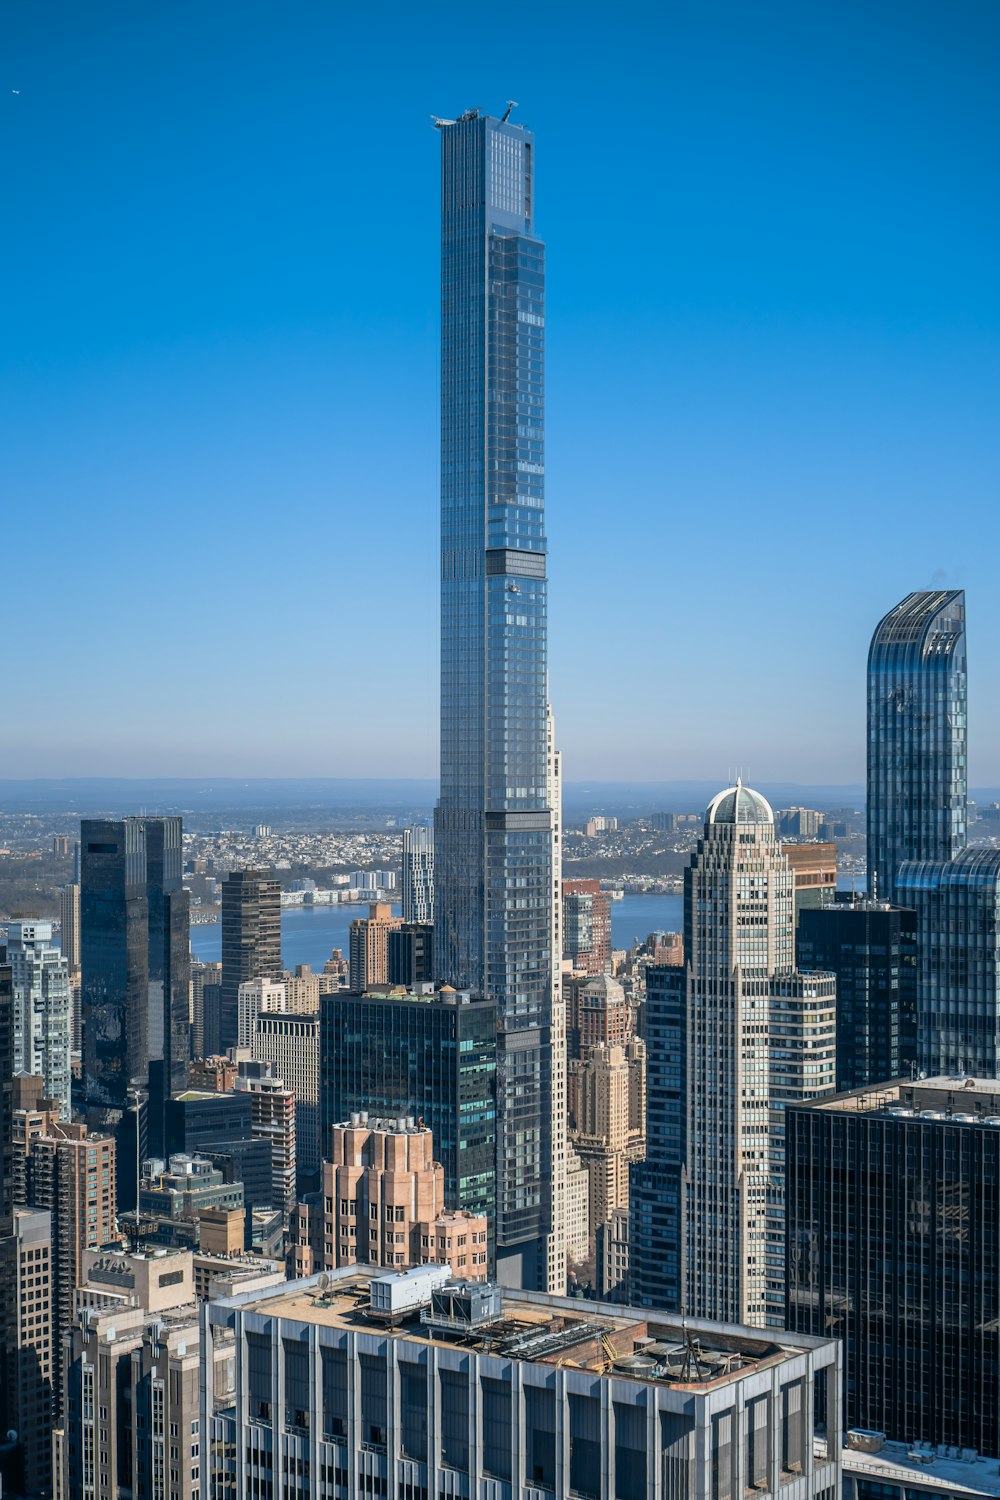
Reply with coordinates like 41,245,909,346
348,902,401,992
562,879,612,975
433,107,555,1290
220,870,281,1051
630,783,836,1326
401,826,434,924
867,590,967,904
6,921,73,1122
80,817,190,1190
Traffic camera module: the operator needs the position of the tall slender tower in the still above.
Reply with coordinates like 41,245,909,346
433,108,555,1289
867,590,967,904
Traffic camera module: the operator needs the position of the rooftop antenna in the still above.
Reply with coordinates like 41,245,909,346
501,100,518,123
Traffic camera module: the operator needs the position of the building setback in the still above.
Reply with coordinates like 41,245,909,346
786,1077,1000,1456
202,1266,842,1500
320,984,496,1228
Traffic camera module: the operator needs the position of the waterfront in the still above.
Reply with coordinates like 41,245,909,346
188,892,684,970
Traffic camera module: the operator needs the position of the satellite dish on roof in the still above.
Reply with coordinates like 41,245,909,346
317,1273,330,1294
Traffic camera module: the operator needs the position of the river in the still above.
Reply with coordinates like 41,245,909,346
188,892,684,969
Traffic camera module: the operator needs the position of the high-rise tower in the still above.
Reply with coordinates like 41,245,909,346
433,108,555,1289
401,826,434,924
867,590,967,904
80,816,189,1199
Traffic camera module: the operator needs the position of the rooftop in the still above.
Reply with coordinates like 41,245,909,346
212,1267,827,1393
842,1439,1000,1498
807,1076,1000,1120
706,780,774,828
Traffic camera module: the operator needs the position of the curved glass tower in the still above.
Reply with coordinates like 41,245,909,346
867,590,967,905
433,109,554,1288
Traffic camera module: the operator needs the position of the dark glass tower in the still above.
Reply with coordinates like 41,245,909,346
433,109,553,1285
787,1080,1000,1455
796,897,917,1091
220,870,281,1052
867,589,967,904
80,817,190,1197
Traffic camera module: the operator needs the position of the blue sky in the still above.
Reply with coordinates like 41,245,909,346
2,0,998,783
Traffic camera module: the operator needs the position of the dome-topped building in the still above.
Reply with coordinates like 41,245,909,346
705,779,774,827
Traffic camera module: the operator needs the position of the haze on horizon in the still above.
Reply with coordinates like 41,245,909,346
3,2,998,786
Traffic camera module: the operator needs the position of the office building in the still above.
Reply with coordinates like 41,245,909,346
348,902,401,992
596,1206,630,1300
10,1207,54,1497
630,783,836,1327
401,826,434,923
80,816,190,1186
867,590,967,904
786,1077,1000,1456
234,1060,296,1214
189,958,222,1061
253,1009,321,1180
320,985,496,1226
563,879,612,975
292,1116,488,1278
0,962,16,1497
797,897,918,1090
6,920,73,1121
433,109,557,1291
237,976,287,1047
783,843,838,915
386,922,434,985
139,1152,244,1226
898,846,1000,1077
60,881,80,968
165,1091,271,1209
776,807,825,839
220,870,281,1052
203,1265,842,1500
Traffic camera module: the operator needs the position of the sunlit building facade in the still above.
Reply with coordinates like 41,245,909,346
867,590,966,904
433,109,555,1289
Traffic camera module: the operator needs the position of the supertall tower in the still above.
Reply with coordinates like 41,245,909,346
867,590,967,904
433,108,555,1289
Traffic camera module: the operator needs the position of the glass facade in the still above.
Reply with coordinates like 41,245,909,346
80,817,190,1186
898,845,1000,1076
433,110,553,1271
867,590,966,905
786,1096,1000,1455
220,871,282,1053
796,899,917,1091
319,989,496,1233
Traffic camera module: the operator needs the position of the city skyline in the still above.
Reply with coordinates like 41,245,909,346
3,2,998,783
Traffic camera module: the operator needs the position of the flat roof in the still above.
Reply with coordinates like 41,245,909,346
842,1441,1000,1497
213,1268,830,1392
807,1077,1000,1118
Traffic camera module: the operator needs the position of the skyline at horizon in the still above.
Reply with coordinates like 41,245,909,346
4,2,998,784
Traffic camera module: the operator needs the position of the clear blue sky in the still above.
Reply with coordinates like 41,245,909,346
3,0,998,784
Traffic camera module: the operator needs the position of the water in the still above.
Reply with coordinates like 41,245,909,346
188,892,683,969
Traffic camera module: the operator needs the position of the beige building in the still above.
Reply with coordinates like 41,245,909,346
11,1207,55,1497
564,1147,591,1265
283,963,324,1011
13,1112,117,1405
545,701,568,1296
291,1116,488,1280
253,1010,320,1174
569,1038,646,1235
76,1245,196,1315
237,976,287,1047
348,902,401,991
